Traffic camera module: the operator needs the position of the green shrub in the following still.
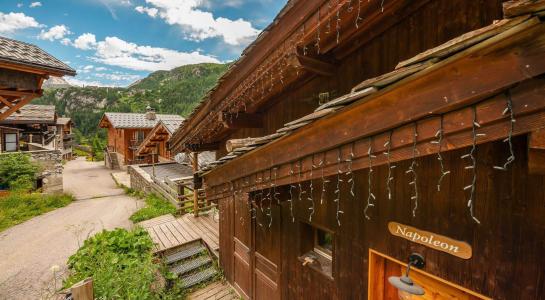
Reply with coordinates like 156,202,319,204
130,194,177,223
0,192,74,232
65,228,185,299
0,153,39,189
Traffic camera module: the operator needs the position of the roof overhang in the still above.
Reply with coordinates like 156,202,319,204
200,16,545,200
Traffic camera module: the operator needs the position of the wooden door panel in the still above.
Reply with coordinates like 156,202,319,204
234,237,251,299
254,253,280,300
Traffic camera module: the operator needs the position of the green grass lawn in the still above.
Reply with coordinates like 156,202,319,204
0,192,75,232
129,193,177,223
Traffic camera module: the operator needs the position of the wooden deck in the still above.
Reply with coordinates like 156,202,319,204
138,212,219,255
188,281,238,300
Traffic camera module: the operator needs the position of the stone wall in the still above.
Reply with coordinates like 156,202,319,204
28,150,63,194
128,165,153,193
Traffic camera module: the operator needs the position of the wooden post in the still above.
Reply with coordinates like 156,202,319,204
192,152,199,217
528,129,545,175
71,278,93,300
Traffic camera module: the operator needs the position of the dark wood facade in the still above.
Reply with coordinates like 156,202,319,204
170,0,545,299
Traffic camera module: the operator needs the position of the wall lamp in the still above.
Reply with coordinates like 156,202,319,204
388,253,426,300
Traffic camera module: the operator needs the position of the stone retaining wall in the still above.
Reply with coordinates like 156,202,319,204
128,165,153,193
28,150,63,194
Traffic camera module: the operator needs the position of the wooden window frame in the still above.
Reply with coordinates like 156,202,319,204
298,222,335,280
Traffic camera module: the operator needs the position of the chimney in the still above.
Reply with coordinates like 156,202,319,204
145,105,156,120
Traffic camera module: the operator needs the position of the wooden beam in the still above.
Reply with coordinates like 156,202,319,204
186,142,220,152
294,53,336,77
205,83,545,200
192,152,199,217
0,95,37,121
528,129,545,175
219,112,263,129
0,89,42,97
0,95,13,108
202,18,545,190
503,0,545,18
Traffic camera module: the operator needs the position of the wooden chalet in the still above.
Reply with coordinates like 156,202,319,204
99,107,184,168
169,1,545,299
56,117,74,160
0,36,75,121
0,104,59,151
135,118,184,163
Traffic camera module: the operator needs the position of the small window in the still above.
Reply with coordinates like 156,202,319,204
299,223,334,279
315,229,333,259
4,133,17,152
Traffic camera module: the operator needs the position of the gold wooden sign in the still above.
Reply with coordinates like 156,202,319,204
388,222,472,259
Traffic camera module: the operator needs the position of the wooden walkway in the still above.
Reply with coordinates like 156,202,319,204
188,281,238,300
138,212,219,255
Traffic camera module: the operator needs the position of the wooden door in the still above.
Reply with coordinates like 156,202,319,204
253,202,282,300
233,193,252,299
368,250,491,300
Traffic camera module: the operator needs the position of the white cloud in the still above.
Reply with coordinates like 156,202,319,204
64,77,115,87
0,12,41,34
95,66,108,71
17,3,24,8
93,36,220,71
136,0,259,45
73,33,97,50
60,38,71,45
135,6,158,17
38,25,71,41
30,2,42,8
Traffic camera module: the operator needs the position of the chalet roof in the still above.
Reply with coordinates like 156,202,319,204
0,36,76,76
140,162,193,181
174,151,216,170
0,104,56,124
56,117,72,126
161,119,184,134
195,12,544,176
101,112,183,129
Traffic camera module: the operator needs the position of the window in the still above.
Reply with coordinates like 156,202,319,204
299,222,334,279
315,229,333,259
135,131,145,142
4,133,17,152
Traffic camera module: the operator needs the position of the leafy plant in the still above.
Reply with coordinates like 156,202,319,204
0,192,74,232
65,228,186,299
130,194,177,223
0,153,40,189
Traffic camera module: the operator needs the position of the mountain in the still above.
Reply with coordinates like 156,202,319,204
42,76,72,89
33,63,230,141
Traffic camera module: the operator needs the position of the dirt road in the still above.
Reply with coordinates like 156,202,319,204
0,158,142,300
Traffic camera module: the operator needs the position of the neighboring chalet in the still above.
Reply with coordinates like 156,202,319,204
134,118,184,163
0,36,75,193
168,1,545,299
99,107,184,169
56,117,74,160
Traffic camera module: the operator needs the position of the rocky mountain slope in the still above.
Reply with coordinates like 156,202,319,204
34,63,229,139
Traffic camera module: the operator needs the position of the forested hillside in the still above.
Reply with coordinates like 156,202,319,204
34,63,229,142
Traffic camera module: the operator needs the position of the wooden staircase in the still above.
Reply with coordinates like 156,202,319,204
163,241,218,289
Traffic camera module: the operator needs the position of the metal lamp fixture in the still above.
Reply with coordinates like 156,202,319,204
388,253,426,299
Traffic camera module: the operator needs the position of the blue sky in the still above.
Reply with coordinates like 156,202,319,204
0,0,286,87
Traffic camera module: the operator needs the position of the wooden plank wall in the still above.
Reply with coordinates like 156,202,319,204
220,137,545,299
214,0,542,298
215,0,505,159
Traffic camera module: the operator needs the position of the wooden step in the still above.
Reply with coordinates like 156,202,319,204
165,244,207,265
180,267,217,289
171,256,212,276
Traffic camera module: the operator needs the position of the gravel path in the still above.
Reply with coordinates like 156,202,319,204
0,158,143,300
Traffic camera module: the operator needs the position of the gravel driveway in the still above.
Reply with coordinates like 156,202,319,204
0,158,142,300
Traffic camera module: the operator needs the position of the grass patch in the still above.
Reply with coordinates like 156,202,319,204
130,193,177,223
65,228,186,299
0,192,75,232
